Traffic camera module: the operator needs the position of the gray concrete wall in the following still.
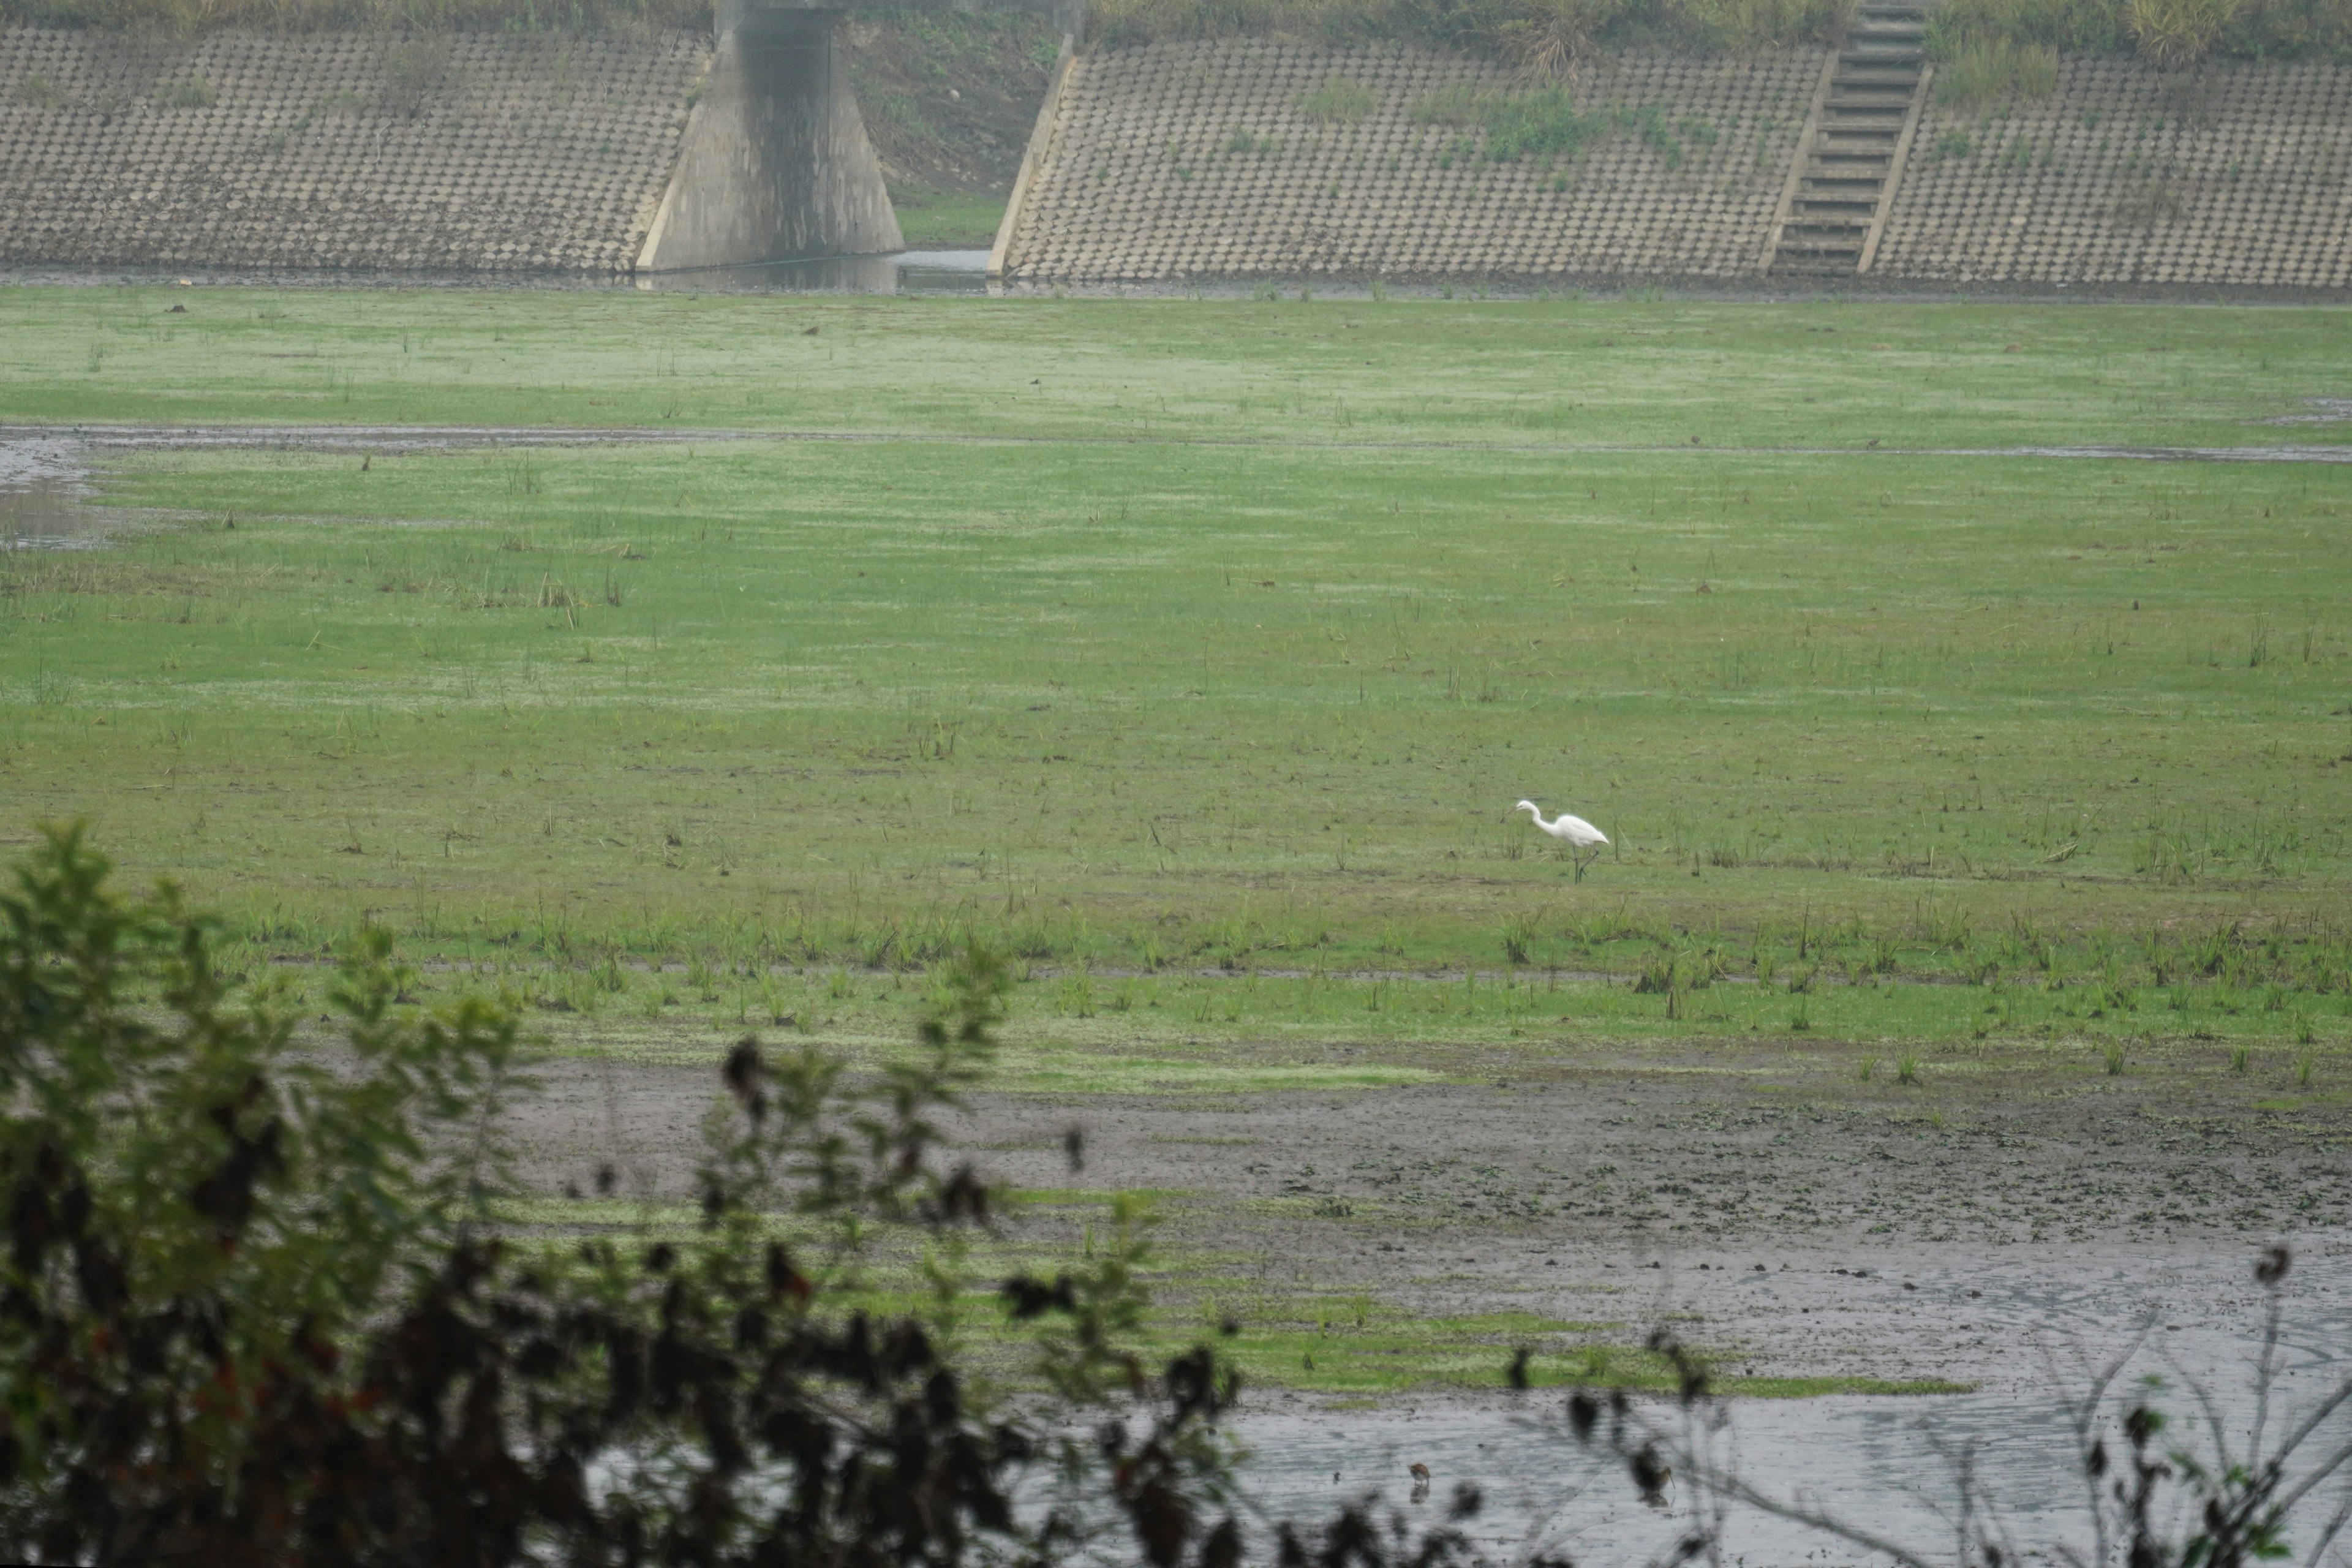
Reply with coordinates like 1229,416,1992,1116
1875,58,2352,290
0,17,908,276
1001,38,2352,292
637,8,902,271
999,41,1823,285
0,27,706,273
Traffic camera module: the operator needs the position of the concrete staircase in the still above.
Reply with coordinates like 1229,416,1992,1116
1763,0,1934,276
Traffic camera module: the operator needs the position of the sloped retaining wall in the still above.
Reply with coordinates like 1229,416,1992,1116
1875,58,2352,290
999,39,1823,284
0,28,708,273
1000,38,2352,292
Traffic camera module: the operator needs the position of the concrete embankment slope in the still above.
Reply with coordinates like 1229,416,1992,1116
1000,40,1825,285
0,28,707,273
997,39,2352,292
1879,58,2352,290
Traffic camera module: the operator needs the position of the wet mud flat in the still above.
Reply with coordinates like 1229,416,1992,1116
506,1038,2352,1398
508,1036,2352,1558
502,1036,2352,1559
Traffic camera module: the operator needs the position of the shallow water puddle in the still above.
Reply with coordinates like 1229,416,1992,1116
5,424,2346,467
0,424,752,456
0,425,756,550
2,251,993,296
633,248,992,294
1216,1249,2352,1564
0,479,97,551
2261,398,2352,426
0,433,99,551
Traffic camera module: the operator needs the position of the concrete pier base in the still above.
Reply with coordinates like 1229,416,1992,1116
636,8,901,273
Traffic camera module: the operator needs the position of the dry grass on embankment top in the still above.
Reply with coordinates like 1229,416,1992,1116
0,0,703,32
8,0,2340,77
1085,0,2350,72
1084,0,1852,58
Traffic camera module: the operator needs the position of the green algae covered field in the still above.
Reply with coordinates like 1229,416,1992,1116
6,285,2352,1395
6,290,2350,978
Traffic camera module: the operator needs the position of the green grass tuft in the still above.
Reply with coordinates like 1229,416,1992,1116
1298,77,1378,121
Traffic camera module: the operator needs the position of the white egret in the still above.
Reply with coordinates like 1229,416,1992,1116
1512,800,1609,883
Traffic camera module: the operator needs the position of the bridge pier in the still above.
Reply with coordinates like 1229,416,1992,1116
638,0,1077,273
636,2,901,271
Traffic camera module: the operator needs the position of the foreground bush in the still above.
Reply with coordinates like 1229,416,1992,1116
0,824,1240,1566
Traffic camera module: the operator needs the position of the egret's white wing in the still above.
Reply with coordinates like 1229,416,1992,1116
1555,813,1608,847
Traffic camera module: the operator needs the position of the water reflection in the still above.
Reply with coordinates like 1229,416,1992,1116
0,480,97,552
633,249,990,294
1,249,992,296
0,434,97,551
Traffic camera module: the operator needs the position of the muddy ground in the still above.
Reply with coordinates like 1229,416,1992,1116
508,1042,2352,1398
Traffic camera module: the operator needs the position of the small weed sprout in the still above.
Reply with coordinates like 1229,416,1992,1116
1501,913,1544,967
758,973,791,1025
